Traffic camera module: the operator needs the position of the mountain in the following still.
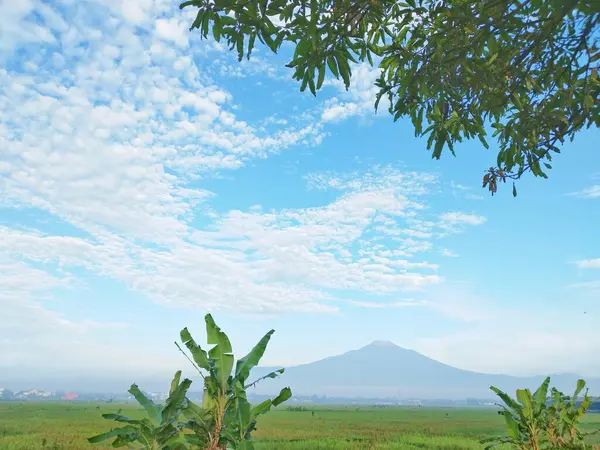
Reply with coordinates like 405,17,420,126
4,341,598,400
248,341,600,400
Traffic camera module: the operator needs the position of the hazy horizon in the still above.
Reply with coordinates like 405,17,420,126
2,341,599,396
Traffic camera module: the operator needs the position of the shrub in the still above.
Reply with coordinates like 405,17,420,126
285,406,309,412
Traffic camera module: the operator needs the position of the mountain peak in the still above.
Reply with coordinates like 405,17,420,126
250,341,600,400
366,340,397,348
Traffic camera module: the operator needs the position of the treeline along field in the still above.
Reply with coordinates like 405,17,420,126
1,403,600,449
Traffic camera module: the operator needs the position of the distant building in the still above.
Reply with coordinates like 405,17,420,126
16,389,53,398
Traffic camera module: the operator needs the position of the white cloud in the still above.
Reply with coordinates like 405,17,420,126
190,171,446,295
440,249,459,258
0,0,334,328
439,212,486,226
0,3,324,244
321,63,383,122
122,0,153,24
569,185,600,199
568,280,600,291
155,18,189,47
450,181,484,200
212,55,285,80
574,258,600,269
36,3,68,33
305,165,437,196
0,255,68,294
570,259,600,292
322,102,360,122
192,199,443,294
0,0,55,53
349,299,428,309
0,163,485,316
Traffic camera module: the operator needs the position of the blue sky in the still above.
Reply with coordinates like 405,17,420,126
1,0,599,390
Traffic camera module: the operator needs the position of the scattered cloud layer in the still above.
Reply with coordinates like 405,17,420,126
0,3,487,321
0,162,486,316
2,0,597,382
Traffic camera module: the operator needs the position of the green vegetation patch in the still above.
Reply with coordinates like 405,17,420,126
5,403,599,449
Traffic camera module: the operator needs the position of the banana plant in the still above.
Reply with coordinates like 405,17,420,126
88,370,192,449
547,380,599,448
480,377,551,450
177,314,292,450
547,387,571,448
482,377,599,450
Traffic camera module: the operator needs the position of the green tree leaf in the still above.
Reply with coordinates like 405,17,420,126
88,426,139,444
327,56,339,78
180,327,211,371
170,370,182,396
128,384,162,424
584,94,594,110
235,329,275,383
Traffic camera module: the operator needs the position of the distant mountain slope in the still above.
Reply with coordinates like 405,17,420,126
249,341,600,399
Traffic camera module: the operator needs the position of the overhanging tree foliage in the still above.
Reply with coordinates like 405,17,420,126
181,0,600,195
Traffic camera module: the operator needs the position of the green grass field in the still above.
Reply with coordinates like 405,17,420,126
1,403,600,449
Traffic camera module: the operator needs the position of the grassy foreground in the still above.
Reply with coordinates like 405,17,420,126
1,402,600,449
